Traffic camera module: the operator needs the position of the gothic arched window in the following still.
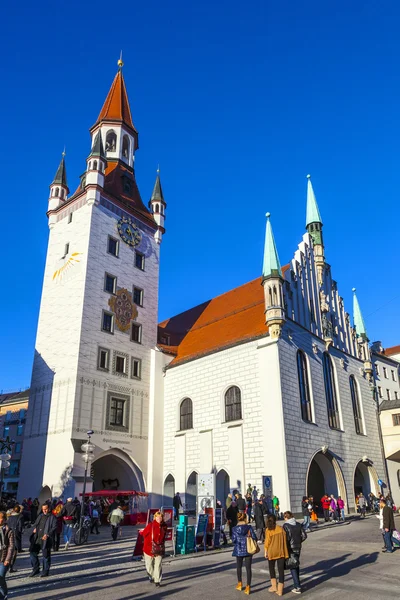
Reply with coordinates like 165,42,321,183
93,160,98,171
225,386,242,422
323,352,340,430
122,135,130,159
155,204,159,213
55,187,59,197
60,189,65,199
297,350,312,422
105,130,117,153
180,398,193,431
350,375,364,435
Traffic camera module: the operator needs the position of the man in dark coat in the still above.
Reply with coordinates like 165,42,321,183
253,497,267,541
173,493,182,521
381,498,395,553
7,505,24,571
235,493,246,512
0,511,15,599
226,501,238,538
29,504,57,577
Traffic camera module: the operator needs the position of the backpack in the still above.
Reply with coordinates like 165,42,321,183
92,509,99,518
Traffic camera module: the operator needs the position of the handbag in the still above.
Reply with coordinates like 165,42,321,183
246,529,260,555
151,524,165,557
285,554,299,570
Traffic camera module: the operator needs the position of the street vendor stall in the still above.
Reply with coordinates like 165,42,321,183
80,490,148,524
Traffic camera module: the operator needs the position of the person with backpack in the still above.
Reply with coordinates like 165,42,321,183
90,502,100,534
232,511,258,595
283,511,307,594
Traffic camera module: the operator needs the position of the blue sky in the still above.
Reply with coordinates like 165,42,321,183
1,0,399,391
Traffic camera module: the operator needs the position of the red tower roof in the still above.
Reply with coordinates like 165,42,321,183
92,69,137,134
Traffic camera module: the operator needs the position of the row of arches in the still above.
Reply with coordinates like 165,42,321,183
163,469,230,511
51,187,65,199
178,386,242,431
104,130,131,159
298,349,365,435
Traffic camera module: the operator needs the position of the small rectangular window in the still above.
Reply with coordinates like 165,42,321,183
395,391,399,400
131,323,142,344
104,273,117,294
68,213,73,224
392,414,400,426
64,243,70,257
392,370,396,382
383,367,388,378
97,347,109,371
131,358,141,379
375,364,380,375
115,355,126,374
107,236,119,257
387,389,391,401
135,252,145,270
5,411,11,422
378,386,382,398
102,311,114,334
3,426,9,438
15,442,21,454
17,424,24,436
133,287,143,306
110,398,125,427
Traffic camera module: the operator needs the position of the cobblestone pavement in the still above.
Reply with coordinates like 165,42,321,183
7,514,400,599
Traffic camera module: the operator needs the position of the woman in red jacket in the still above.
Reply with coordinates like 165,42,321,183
142,512,167,587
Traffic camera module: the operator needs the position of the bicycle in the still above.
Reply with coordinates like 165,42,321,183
74,516,91,546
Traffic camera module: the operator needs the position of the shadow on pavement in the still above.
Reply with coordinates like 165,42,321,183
301,552,379,592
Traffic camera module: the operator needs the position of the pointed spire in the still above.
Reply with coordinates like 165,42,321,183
91,64,137,134
52,152,68,188
352,288,368,340
150,167,164,203
89,131,106,160
306,174,322,227
262,213,282,279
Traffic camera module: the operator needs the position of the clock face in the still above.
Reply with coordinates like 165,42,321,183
117,217,142,247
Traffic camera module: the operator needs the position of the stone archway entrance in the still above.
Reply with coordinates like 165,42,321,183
92,450,144,492
186,472,198,513
354,461,379,498
307,451,347,513
163,474,175,504
38,485,52,504
216,469,230,504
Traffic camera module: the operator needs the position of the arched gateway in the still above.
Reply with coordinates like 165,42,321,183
91,449,145,492
306,450,347,510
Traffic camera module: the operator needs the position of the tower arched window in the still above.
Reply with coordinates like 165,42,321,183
55,187,59,197
180,398,193,431
60,189,65,199
225,386,242,422
155,204,159,213
350,375,364,435
105,130,117,153
122,135,130,159
93,160,98,171
297,350,312,422
323,352,340,430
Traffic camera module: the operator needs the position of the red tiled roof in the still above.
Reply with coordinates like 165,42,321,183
158,266,289,367
385,345,400,357
92,70,137,133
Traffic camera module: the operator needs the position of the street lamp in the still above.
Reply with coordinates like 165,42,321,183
79,430,95,526
0,437,14,506
369,380,391,494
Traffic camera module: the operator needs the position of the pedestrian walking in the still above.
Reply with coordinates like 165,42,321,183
108,504,125,540
254,497,267,542
272,496,280,518
60,497,78,550
90,504,100,534
301,496,311,532
337,496,345,521
236,493,247,513
142,511,167,587
0,512,15,598
226,501,238,539
264,514,289,596
358,493,367,518
380,498,395,553
245,493,253,523
321,494,331,522
173,493,182,521
283,511,307,594
329,495,338,522
29,504,57,577
226,493,233,509
7,505,24,572
216,501,228,545
52,500,63,551
232,511,258,595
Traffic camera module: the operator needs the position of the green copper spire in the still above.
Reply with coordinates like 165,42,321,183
262,213,282,279
89,131,106,160
306,174,322,227
52,151,68,187
352,288,368,340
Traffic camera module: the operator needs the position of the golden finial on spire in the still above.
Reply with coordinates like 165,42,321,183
117,51,124,69
62,146,66,158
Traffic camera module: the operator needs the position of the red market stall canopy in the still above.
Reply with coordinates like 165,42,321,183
79,490,148,497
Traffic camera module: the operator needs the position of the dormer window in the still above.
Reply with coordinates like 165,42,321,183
123,179,132,194
122,135,130,159
105,130,117,153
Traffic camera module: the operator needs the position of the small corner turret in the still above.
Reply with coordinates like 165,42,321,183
48,151,69,219
86,131,107,189
262,213,285,339
148,167,166,244
306,174,325,286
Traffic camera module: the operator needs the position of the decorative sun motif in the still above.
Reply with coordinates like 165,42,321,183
108,288,138,331
52,252,82,282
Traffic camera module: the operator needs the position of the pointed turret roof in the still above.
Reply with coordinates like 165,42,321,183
92,67,137,134
52,153,68,188
89,131,106,160
352,288,368,340
306,174,322,227
262,213,282,279
150,168,165,203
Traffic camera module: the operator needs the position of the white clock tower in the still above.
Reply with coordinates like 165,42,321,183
19,59,166,500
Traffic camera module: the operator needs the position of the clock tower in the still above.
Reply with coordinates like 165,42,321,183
19,59,165,500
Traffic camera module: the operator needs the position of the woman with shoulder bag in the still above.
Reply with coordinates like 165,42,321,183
283,511,307,594
264,514,289,596
142,512,167,588
232,511,258,595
